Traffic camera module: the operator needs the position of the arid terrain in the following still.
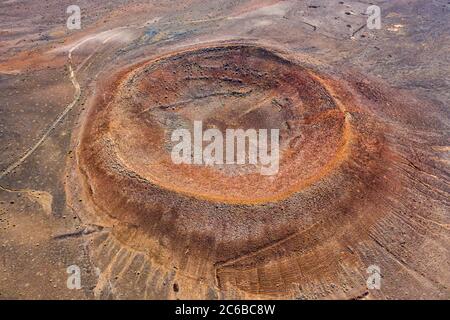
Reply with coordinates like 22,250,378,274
0,0,449,299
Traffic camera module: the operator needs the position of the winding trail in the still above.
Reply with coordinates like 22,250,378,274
0,26,138,182
0,27,135,181
0,49,81,180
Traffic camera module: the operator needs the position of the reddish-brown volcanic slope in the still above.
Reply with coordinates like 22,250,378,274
1,0,448,300
81,44,348,203
68,41,449,299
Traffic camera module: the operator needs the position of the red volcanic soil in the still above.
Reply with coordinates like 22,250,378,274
1,0,449,300
68,41,449,298
79,43,349,203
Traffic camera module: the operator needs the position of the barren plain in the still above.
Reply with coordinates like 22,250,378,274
0,0,449,299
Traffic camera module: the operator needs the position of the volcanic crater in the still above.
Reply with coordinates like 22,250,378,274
1,0,449,301
67,42,448,299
